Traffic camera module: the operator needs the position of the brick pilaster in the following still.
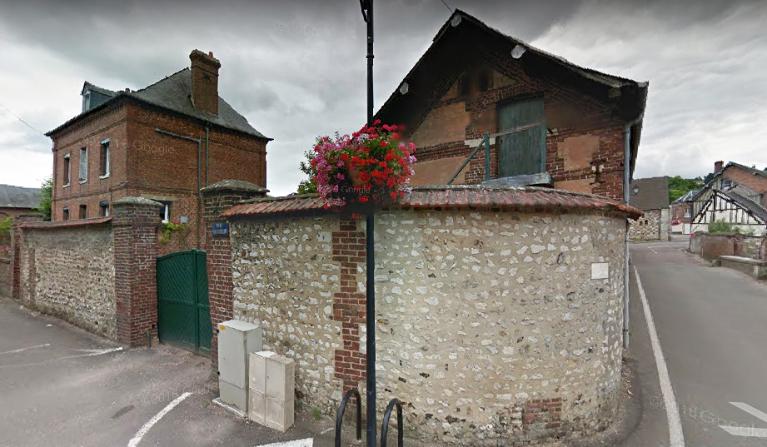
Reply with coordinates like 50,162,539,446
9,214,43,300
112,197,162,346
201,180,267,363
331,218,367,392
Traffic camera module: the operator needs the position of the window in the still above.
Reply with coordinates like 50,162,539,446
79,204,87,219
79,147,88,182
63,154,71,186
158,201,171,223
62,207,69,221
477,70,492,92
99,140,110,177
496,97,546,178
99,200,110,217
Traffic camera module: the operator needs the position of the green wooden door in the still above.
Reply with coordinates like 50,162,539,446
157,250,211,353
497,97,546,177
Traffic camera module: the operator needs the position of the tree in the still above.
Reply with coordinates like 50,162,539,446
296,149,317,194
37,177,52,221
668,176,703,202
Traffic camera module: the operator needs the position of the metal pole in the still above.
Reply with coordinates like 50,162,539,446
361,1,376,446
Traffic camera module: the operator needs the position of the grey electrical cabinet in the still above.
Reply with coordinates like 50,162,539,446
218,320,263,414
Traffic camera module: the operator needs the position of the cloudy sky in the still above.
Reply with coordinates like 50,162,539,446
0,0,765,195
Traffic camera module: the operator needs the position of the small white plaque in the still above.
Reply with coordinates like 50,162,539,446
591,262,609,280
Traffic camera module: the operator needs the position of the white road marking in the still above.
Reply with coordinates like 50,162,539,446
0,343,50,355
255,439,313,447
0,346,124,369
720,402,767,438
634,266,685,447
127,392,192,447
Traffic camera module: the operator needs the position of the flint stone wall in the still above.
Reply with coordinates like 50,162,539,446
230,209,626,445
628,209,663,241
19,224,116,338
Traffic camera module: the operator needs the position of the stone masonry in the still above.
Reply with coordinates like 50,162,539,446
228,207,627,445
17,220,116,338
628,209,662,241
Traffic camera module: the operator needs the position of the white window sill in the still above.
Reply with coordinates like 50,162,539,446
63,183,70,188
79,179,88,184
99,173,110,179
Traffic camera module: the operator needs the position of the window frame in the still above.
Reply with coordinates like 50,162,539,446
62,153,71,187
78,147,88,183
62,207,70,221
99,139,110,178
78,204,87,219
99,200,110,217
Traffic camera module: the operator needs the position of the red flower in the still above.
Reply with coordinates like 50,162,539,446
359,195,369,203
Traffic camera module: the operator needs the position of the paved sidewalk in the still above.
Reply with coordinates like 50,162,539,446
0,297,333,447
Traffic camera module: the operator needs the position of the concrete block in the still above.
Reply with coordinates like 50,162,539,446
249,389,266,425
265,396,294,432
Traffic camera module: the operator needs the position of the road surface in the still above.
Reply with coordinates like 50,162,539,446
623,238,767,447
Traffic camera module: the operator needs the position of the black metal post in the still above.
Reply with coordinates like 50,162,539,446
360,1,376,446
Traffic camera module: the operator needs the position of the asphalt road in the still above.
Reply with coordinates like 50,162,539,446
0,297,329,447
622,238,767,447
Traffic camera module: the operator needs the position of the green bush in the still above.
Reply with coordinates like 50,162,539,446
0,217,12,242
708,220,733,234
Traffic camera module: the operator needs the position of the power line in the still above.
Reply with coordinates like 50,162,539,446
0,102,47,137
440,0,453,12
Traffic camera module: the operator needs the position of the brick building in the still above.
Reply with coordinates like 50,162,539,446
375,10,648,202
46,50,270,250
0,184,40,222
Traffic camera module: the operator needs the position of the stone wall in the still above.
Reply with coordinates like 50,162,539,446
628,209,662,241
18,222,116,338
0,256,9,297
689,232,766,261
229,208,627,445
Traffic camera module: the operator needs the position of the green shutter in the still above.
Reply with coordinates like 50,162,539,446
497,97,546,177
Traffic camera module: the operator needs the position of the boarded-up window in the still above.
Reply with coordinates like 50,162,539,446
497,97,546,177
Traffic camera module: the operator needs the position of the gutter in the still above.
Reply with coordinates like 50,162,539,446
622,114,644,351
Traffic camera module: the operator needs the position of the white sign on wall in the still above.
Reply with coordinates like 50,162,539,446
591,262,609,280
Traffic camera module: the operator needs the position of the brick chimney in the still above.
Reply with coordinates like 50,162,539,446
190,49,221,115
714,160,724,173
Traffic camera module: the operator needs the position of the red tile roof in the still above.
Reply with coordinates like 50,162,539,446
223,186,642,219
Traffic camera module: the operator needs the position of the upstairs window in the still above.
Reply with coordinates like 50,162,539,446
99,140,110,177
79,147,88,183
79,204,87,219
497,97,546,178
63,154,71,186
62,207,69,221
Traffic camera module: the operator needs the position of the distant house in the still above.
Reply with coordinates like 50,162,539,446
46,50,270,250
374,9,648,203
0,184,40,221
628,177,670,241
670,189,698,233
687,161,767,235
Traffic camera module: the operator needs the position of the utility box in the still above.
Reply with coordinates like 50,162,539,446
249,351,295,432
218,320,262,414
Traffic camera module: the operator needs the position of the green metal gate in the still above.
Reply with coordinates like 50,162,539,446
156,250,211,353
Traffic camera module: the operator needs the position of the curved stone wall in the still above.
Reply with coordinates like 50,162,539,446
229,204,627,445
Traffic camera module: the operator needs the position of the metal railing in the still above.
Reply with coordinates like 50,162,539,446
380,398,403,447
335,389,362,447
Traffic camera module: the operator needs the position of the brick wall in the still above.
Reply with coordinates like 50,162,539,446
229,209,627,445
404,47,629,201
49,99,268,256
201,180,266,364
112,197,162,346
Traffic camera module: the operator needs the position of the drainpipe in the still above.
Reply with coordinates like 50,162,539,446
154,128,203,249
204,126,210,186
623,114,643,351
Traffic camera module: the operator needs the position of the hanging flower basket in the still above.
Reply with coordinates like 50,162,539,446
307,120,416,208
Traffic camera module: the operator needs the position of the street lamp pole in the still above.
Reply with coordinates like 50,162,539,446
360,1,376,446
